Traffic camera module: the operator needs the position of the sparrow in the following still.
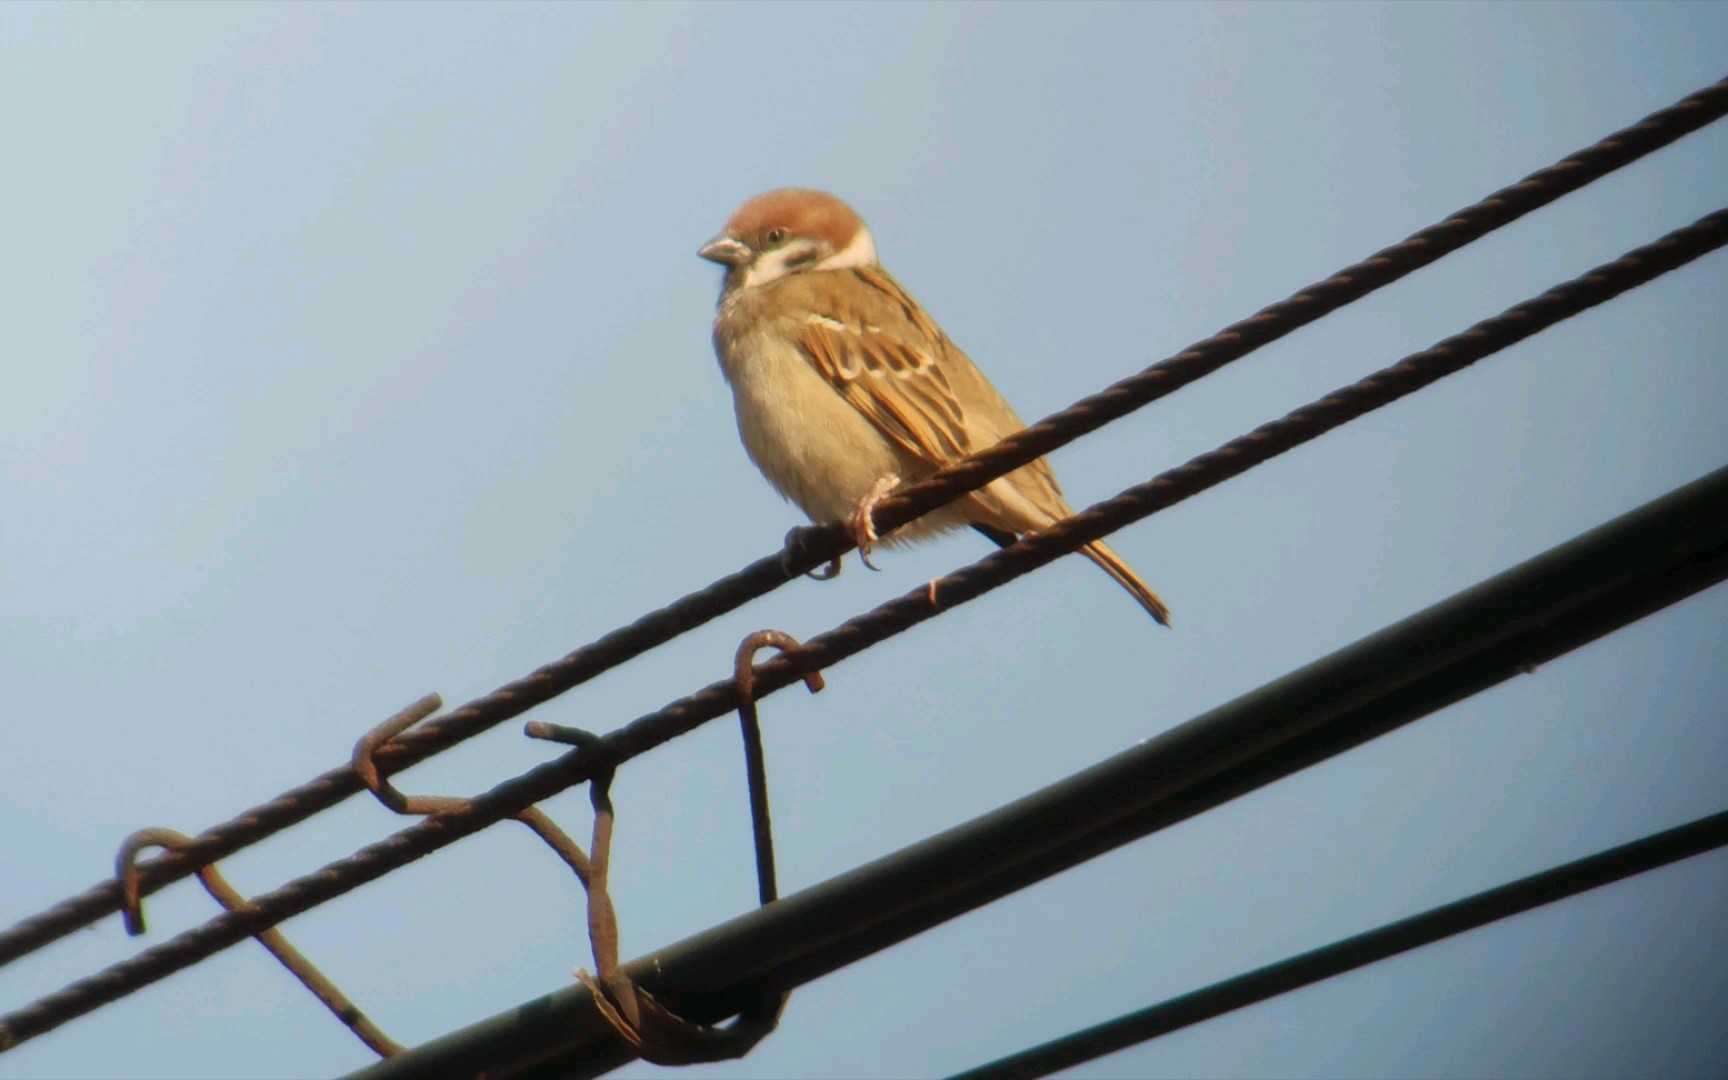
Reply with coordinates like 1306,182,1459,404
698,188,1170,625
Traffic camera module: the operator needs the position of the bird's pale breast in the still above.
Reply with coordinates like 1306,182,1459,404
713,297,912,525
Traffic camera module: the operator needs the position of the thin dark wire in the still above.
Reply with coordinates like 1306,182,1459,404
116,829,404,1059
857,76,1728,541
1,75,1720,972
950,809,1728,1080
3,210,1720,1055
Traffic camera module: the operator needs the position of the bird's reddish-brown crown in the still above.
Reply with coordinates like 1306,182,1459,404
721,189,866,251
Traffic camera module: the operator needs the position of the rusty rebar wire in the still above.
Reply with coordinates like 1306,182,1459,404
2,208,1720,1056
115,830,405,1059
1,76,1720,974
734,631,827,907
567,755,788,1066
523,631,818,1065
351,696,597,888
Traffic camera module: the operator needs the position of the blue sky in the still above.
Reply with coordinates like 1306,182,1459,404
2,3,1725,1078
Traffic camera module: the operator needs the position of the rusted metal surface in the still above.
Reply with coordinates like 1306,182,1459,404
114,829,404,1059
735,629,827,907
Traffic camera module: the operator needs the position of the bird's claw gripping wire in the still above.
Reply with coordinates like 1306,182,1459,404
780,525,843,581
847,474,901,571
115,828,404,1057
778,476,902,580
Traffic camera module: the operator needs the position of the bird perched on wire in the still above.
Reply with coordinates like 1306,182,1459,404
698,188,1170,626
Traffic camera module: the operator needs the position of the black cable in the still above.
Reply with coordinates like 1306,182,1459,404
950,809,1728,1080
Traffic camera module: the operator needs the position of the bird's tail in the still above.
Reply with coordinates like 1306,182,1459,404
1080,540,1172,626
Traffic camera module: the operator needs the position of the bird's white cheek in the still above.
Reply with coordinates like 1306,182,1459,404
738,249,799,290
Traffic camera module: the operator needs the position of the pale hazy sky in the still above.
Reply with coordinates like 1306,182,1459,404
2,3,1725,1078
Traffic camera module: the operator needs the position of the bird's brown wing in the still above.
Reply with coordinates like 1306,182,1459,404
791,265,1078,530
788,267,1170,621
791,266,975,465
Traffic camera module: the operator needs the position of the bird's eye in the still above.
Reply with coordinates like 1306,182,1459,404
765,227,787,246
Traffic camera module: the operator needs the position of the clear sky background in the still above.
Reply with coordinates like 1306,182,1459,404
2,3,1725,1078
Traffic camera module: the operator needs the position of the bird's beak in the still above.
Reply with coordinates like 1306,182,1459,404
698,235,752,267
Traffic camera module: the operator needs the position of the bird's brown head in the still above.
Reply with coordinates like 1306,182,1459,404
698,188,879,292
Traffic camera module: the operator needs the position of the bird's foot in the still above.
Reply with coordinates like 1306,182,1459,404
847,474,901,571
781,526,843,581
